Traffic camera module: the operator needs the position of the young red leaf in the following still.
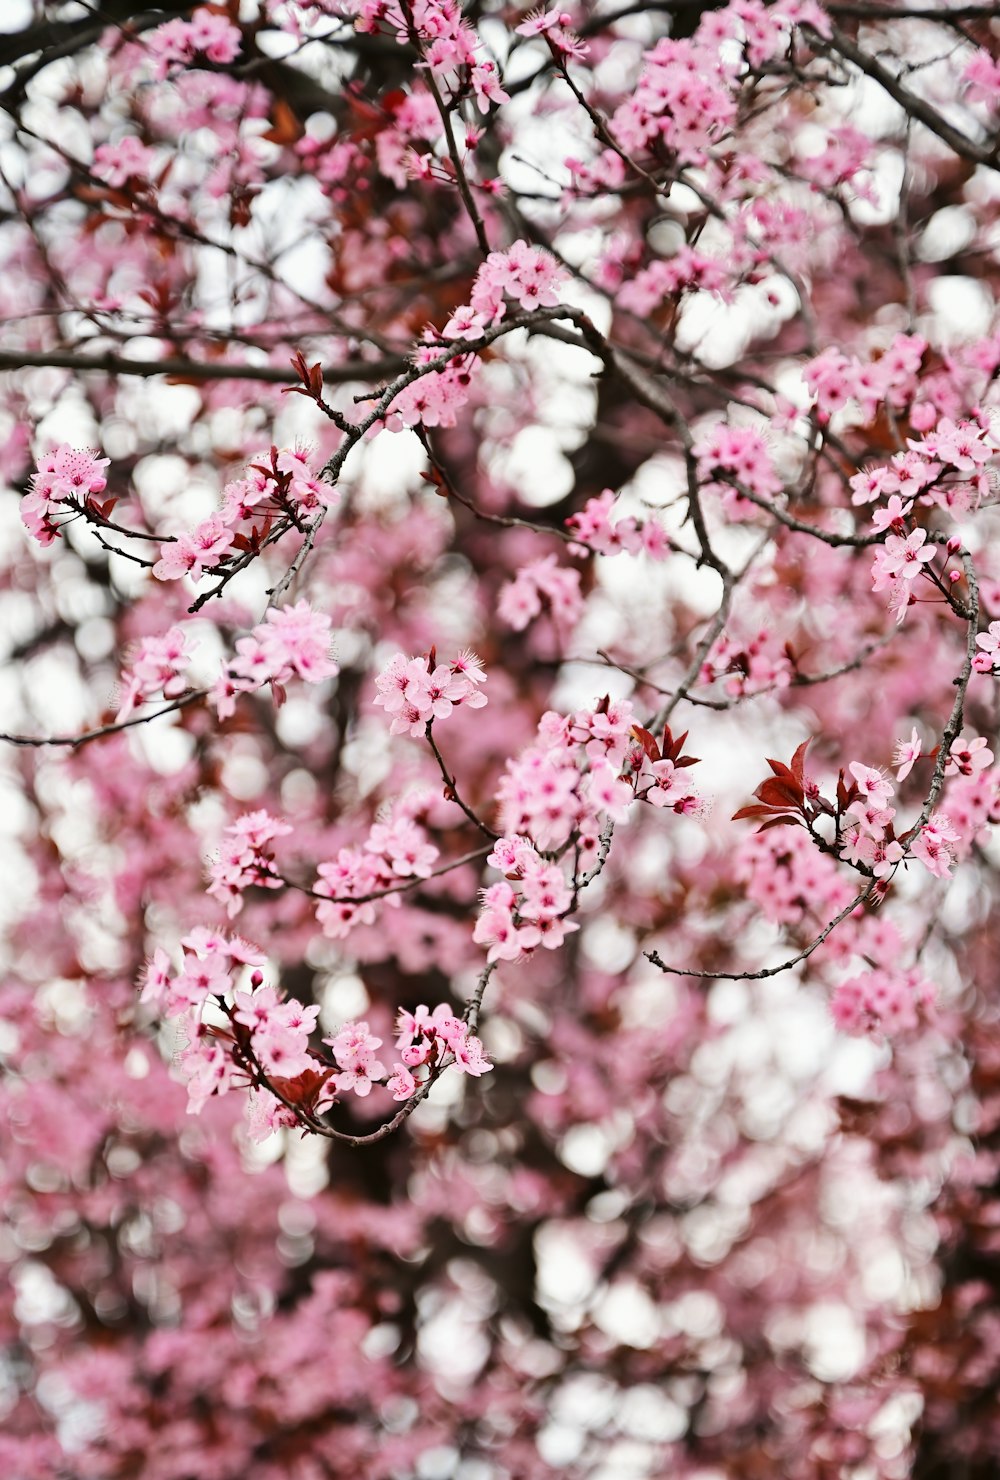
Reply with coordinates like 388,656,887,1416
631,725,661,763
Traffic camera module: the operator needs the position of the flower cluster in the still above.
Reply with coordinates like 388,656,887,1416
515,8,589,60
738,826,854,929
323,1020,386,1098
497,711,605,854
116,623,194,720
22,445,112,546
699,626,793,698
707,0,830,69
616,247,729,314
386,1002,493,1099
850,452,938,508
211,602,338,719
354,0,509,114
838,762,904,878
565,488,671,559
943,767,1000,854
736,736,995,900
474,835,579,962
840,750,989,882
694,423,782,514
385,353,475,431
910,814,960,880
153,446,338,583
495,702,701,866
313,850,385,940
141,933,313,1117
909,417,997,492
206,810,293,917
140,928,264,1015
320,1006,492,1105
609,33,737,168
441,241,566,340
797,124,875,198
372,88,443,187
805,334,927,423
314,812,440,941
497,555,582,631
146,8,242,79
974,621,1000,674
232,983,320,1081
373,649,487,737
141,929,489,1128
830,966,934,1037
92,136,156,188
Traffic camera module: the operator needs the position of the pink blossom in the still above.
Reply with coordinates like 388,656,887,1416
373,650,488,735
964,48,1000,108
497,555,582,632
893,728,923,782
387,1063,417,1100
207,810,293,916
695,423,782,503
212,604,338,718
911,815,959,879
848,762,894,807
325,1021,387,1097
870,495,913,534
974,621,1000,674
831,967,932,1036
874,528,936,586
470,60,509,113
945,735,994,777
22,445,111,545
116,624,195,720
93,136,155,187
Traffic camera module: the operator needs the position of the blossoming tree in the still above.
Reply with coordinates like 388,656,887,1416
2,0,1000,1474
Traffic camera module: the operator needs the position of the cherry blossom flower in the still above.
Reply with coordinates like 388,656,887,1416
872,528,936,590
373,650,488,735
911,815,959,879
207,810,293,916
848,762,894,807
893,728,923,782
116,624,195,720
497,556,582,632
945,735,994,777
22,445,112,545
973,621,1000,674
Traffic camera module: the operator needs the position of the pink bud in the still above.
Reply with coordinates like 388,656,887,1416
250,969,264,988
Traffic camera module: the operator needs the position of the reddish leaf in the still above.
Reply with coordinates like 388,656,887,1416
756,815,804,833
755,776,805,810
790,738,811,783
262,99,304,146
765,758,798,784
630,725,661,763
836,769,851,811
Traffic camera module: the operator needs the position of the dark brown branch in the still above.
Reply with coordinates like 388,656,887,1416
0,348,403,385
0,691,206,749
812,23,1000,171
425,724,499,840
645,879,878,982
